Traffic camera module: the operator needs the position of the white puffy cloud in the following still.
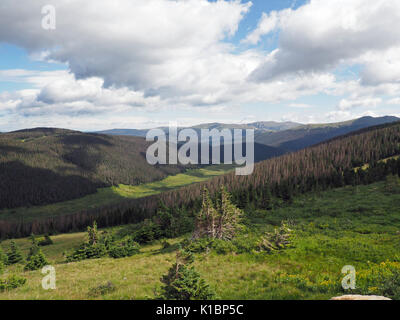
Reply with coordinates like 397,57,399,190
0,67,339,120
0,0,251,99
359,48,400,85
249,0,400,82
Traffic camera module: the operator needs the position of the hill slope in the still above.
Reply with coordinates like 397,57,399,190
0,128,183,209
255,116,400,151
1,180,400,300
0,128,285,211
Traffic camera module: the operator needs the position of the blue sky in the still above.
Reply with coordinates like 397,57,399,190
0,0,399,131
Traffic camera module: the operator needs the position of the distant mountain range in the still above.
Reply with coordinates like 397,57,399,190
255,116,400,151
94,121,302,137
94,116,400,152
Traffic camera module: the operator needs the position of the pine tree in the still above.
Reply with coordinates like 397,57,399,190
7,240,24,265
24,250,49,271
158,248,216,300
0,246,8,266
216,186,242,240
261,185,273,210
193,188,218,239
194,186,242,240
87,221,99,245
24,234,49,271
28,234,39,258
0,247,7,275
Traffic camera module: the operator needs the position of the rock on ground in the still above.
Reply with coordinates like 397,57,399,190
331,295,391,300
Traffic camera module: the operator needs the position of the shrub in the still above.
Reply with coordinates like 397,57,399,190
66,222,108,262
132,220,162,244
184,238,213,253
212,239,235,255
157,248,217,300
161,240,171,250
155,203,194,238
232,234,258,254
0,247,8,266
108,238,140,259
257,222,294,253
0,275,27,292
24,235,49,271
99,231,115,251
66,242,107,262
88,281,116,297
38,234,53,246
24,251,49,271
7,241,24,265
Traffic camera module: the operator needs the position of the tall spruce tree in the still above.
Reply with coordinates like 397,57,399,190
24,234,49,271
7,240,24,265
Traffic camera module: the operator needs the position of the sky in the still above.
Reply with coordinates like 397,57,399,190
0,0,400,131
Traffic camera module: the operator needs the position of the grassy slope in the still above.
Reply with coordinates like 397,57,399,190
1,180,399,300
0,166,232,222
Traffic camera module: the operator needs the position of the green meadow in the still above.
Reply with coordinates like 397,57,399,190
1,180,399,300
0,166,232,222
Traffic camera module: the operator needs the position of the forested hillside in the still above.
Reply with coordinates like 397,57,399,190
0,128,184,209
255,116,399,151
0,128,286,211
1,121,398,239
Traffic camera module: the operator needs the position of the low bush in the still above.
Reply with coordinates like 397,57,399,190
108,238,140,259
66,242,107,262
88,281,116,297
0,275,26,292
131,220,162,244
24,235,49,271
257,222,294,253
38,235,53,247
0,247,8,267
161,240,171,250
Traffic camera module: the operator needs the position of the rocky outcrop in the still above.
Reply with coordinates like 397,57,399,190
331,295,391,300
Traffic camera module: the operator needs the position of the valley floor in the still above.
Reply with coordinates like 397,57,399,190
1,180,400,300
